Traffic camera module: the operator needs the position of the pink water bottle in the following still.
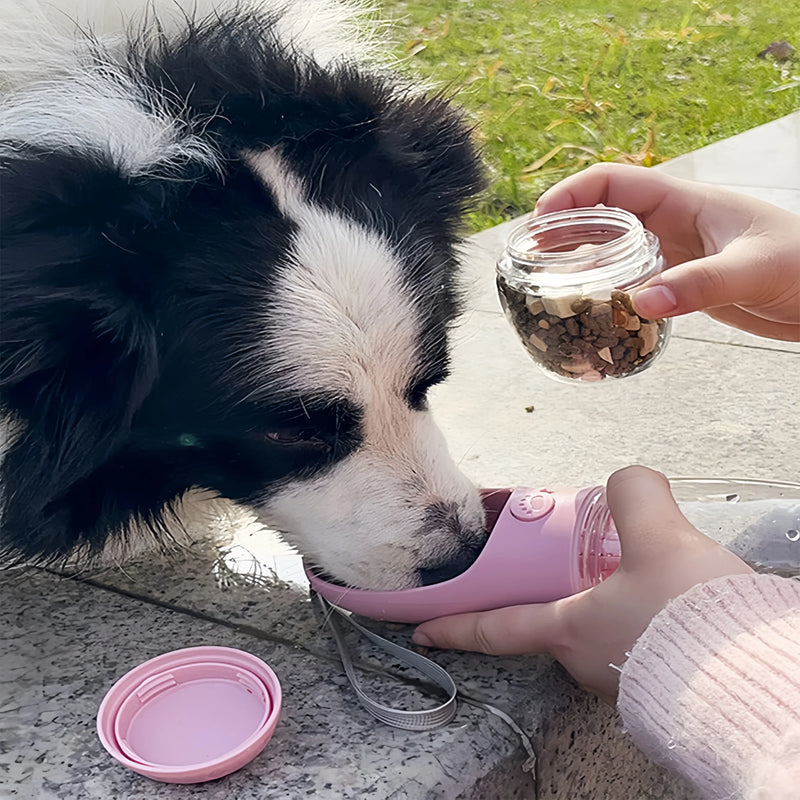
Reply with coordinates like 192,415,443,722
306,485,624,622
306,480,800,623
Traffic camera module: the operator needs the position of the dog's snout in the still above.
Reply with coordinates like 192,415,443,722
417,500,489,585
420,500,463,536
417,537,488,585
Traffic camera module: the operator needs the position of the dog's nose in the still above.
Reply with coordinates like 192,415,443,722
417,537,487,585
417,497,489,585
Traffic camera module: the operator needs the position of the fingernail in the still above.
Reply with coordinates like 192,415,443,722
412,631,433,647
632,284,678,317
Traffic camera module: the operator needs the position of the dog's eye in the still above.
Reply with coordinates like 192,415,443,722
265,429,324,446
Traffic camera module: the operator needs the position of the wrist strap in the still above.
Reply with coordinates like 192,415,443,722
313,593,458,730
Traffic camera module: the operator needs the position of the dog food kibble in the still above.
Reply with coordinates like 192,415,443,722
495,207,672,383
496,278,668,381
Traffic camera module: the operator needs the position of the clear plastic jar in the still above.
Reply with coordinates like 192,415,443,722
496,207,672,383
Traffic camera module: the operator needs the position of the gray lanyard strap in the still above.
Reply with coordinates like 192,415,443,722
313,594,458,730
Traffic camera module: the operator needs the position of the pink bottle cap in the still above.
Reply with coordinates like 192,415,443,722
97,646,282,784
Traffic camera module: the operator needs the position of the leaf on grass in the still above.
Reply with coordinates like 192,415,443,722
519,165,572,178
593,21,628,45
757,40,796,61
498,98,526,122
767,76,800,92
521,144,568,173
486,59,503,78
707,11,734,24
522,123,663,177
568,98,615,115
642,26,720,44
541,75,560,95
545,117,604,146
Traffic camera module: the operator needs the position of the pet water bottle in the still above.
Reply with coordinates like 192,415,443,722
307,478,800,623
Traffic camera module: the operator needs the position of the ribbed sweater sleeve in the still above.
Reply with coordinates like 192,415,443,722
617,573,800,799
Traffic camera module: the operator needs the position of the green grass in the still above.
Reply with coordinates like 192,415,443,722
376,0,800,230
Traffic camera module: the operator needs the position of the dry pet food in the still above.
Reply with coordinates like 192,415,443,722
497,277,669,382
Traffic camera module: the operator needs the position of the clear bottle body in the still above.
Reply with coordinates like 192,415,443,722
574,478,800,590
496,207,671,383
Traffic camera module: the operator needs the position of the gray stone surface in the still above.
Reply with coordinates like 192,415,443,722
2,559,694,800
2,112,798,800
1,567,539,800
654,112,800,192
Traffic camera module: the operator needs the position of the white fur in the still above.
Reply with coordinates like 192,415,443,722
0,72,221,178
1,1,379,81
247,149,483,589
264,411,483,590
247,148,423,397
0,0,379,177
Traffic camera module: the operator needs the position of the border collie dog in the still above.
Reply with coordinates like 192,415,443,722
0,1,488,590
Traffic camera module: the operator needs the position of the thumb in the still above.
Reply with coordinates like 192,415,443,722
631,241,773,320
412,601,563,655
605,465,694,569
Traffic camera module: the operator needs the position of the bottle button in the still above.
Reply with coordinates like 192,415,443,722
509,491,555,521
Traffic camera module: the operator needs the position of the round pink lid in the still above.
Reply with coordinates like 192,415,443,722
97,646,281,784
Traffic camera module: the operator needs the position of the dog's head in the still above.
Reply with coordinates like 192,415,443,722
0,1,487,589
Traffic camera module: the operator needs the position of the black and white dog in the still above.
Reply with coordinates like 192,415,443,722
0,0,488,590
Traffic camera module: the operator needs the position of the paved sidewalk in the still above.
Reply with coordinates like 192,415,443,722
2,112,798,800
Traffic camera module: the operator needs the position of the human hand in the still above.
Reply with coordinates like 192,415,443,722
533,163,800,342
412,466,753,704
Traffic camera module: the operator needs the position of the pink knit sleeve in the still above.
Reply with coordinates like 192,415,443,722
618,573,800,800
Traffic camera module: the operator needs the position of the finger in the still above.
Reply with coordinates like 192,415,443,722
412,602,562,655
631,241,781,320
534,163,675,216
605,466,691,566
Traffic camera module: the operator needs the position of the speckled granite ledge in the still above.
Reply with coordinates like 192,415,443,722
1,555,693,800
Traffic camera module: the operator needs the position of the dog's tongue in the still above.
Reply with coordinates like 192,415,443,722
479,488,513,533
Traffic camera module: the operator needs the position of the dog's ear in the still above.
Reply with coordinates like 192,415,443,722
0,148,194,560
381,93,487,231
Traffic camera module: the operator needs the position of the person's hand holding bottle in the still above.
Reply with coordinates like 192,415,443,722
413,466,753,703
412,166,800,796
413,164,797,701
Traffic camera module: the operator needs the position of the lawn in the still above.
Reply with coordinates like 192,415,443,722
376,0,800,230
